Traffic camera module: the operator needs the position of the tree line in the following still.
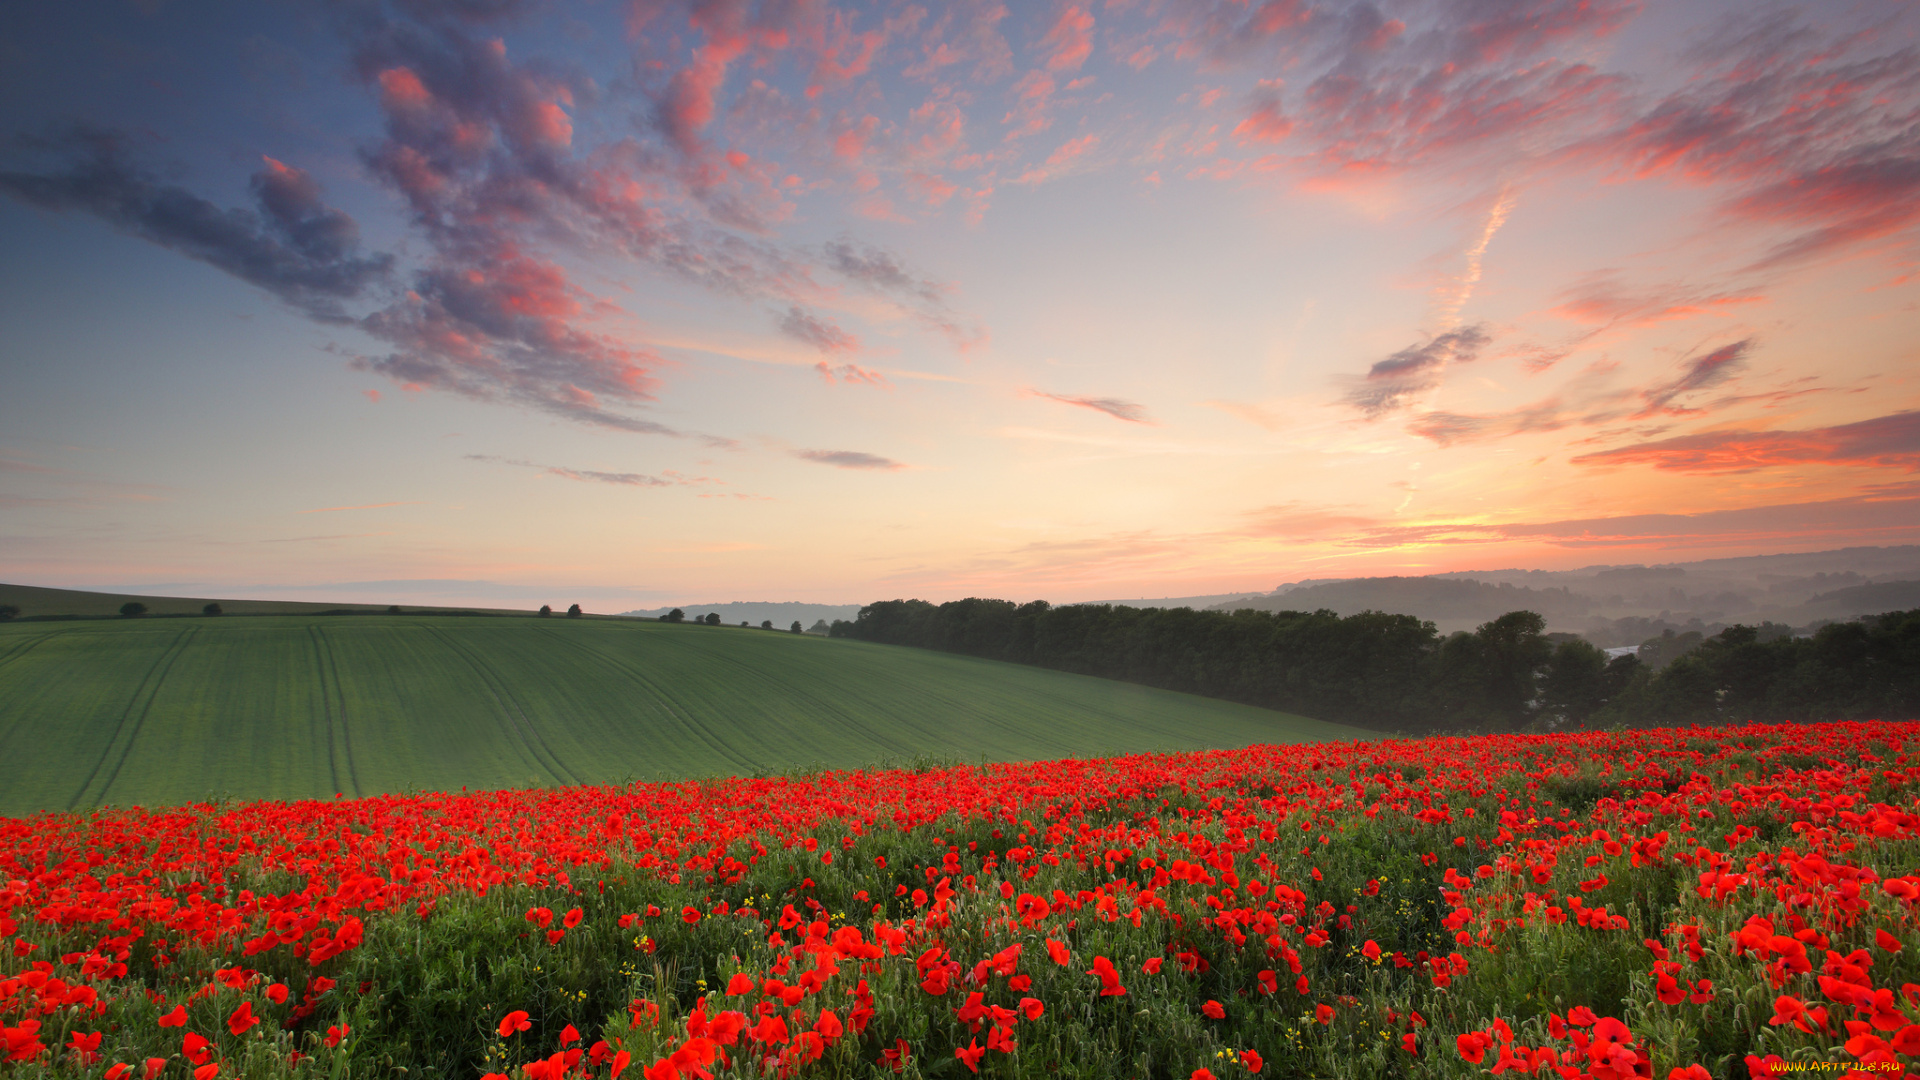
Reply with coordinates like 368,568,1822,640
827,599,1918,731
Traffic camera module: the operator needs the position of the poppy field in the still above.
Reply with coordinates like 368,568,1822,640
1,720,1917,1079
0,615,1354,816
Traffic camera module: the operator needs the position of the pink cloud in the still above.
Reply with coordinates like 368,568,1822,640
1232,81,1291,145
1295,59,1624,174
834,115,881,162
815,361,891,388
905,170,959,206
902,0,1014,84
356,248,672,433
1045,133,1097,164
377,67,432,110
1041,6,1095,72
1590,14,1920,267
1003,70,1057,137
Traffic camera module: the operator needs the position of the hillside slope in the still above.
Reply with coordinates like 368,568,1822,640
0,614,1368,816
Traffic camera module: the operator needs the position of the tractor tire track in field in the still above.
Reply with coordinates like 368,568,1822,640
623,627,924,762
309,626,361,798
68,627,199,811
530,625,763,775
649,627,978,760
0,629,73,674
422,625,584,788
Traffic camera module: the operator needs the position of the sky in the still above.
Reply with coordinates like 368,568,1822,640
2,0,1918,611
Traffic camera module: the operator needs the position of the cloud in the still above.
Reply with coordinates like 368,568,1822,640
1040,6,1095,72
1033,391,1154,424
821,238,945,303
1237,484,1920,554
465,454,672,486
1294,59,1625,175
778,306,860,354
1634,339,1751,418
1405,398,1575,447
353,250,677,435
1571,411,1920,474
792,448,904,469
814,361,890,388
0,130,392,323
1014,133,1100,184
4,2,989,440
1342,324,1490,418
1595,12,1920,268
1232,81,1292,144
820,238,983,350
1551,271,1765,327
901,0,1015,84
1375,485,1920,552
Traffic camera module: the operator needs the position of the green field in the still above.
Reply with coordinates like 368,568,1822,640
0,612,1371,816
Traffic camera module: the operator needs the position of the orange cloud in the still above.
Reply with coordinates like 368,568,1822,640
1572,411,1920,474
1552,272,1765,327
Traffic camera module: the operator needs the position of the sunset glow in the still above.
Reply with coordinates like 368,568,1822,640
2,0,1916,609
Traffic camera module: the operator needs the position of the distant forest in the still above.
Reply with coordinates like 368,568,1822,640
829,599,1919,732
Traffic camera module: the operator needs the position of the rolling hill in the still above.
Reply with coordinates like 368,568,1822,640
0,611,1369,817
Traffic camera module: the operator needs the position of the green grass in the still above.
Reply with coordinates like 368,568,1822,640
0,613,1372,816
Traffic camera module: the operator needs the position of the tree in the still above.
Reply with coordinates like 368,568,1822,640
1539,639,1612,727
0,605,21,621
1476,610,1552,729
808,619,830,634
1430,611,1550,730
538,605,552,617
704,613,720,626
119,601,147,618
790,621,803,633
202,602,223,616
1637,629,1703,670
664,608,685,623
761,620,774,630
388,605,402,614
567,604,583,618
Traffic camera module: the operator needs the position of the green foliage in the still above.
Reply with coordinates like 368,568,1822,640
1597,610,1920,726
118,601,148,618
